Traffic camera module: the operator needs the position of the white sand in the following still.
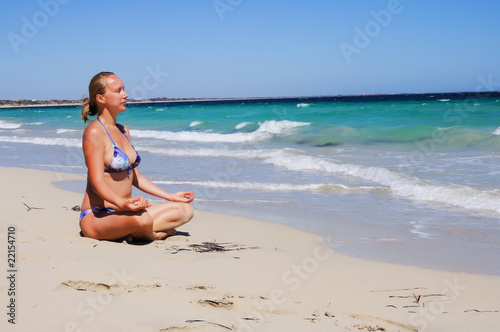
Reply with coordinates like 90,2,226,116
1,167,499,331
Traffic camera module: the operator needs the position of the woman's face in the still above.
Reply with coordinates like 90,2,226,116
100,75,128,112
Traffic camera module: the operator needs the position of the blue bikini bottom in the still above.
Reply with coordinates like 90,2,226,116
79,207,116,222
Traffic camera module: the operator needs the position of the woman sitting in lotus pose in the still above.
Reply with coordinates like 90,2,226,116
79,72,194,242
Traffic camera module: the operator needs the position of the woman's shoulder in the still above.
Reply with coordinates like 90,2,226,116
83,119,100,133
82,120,105,142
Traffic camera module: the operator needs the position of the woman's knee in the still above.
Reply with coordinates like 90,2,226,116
168,202,193,224
80,221,96,238
184,203,194,220
179,203,194,223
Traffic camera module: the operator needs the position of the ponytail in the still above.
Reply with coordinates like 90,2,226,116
81,97,99,122
81,71,115,122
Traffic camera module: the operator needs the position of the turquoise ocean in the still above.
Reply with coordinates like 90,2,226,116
2,94,500,276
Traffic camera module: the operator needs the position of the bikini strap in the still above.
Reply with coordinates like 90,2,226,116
97,117,117,146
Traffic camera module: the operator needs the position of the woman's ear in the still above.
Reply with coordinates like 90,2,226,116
96,94,105,104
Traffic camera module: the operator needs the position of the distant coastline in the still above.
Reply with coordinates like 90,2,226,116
1,91,499,109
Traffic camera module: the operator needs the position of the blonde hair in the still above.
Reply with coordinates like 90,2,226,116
81,72,115,122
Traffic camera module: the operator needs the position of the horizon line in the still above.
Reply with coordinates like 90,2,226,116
1,90,499,109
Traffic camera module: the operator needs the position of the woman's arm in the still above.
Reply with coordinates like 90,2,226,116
132,167,194,203
121,125,194,204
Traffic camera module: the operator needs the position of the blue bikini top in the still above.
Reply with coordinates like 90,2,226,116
97,118,141,174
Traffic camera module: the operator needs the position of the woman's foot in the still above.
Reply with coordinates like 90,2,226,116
153,229,177,240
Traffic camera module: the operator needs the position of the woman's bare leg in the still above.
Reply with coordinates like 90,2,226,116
147,202,194,234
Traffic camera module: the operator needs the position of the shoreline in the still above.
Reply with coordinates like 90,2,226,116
1,166,500,331
1,90,500,109
50,168,500,278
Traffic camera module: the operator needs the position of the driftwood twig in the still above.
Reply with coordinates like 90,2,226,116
185,319,233,330
465,309,499,313
23,203,44,212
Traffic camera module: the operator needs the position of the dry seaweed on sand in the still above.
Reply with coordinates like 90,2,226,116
189,242,236,253
165,241,260,254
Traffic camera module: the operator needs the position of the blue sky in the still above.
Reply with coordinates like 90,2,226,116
1,0,499,100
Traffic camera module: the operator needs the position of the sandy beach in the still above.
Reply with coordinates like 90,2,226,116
1,167,500,331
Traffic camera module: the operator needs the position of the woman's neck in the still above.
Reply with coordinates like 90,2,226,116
97,111,117,126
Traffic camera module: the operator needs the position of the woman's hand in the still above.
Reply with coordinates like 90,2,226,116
168,191,195,203
120,196,152,211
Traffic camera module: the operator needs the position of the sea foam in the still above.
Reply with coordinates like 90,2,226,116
264,149,500,214
131,129,269,143
56,128,78,134
0,120,21,129
189,121,203,127
256,120,309,134
235,122,253,130
153,180,371,193
130,120,310,143
0,136,81,147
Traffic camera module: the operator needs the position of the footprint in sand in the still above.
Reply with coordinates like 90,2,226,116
23,236,46,243
350,313,417,331
161,320,234,331
58,280,162,295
